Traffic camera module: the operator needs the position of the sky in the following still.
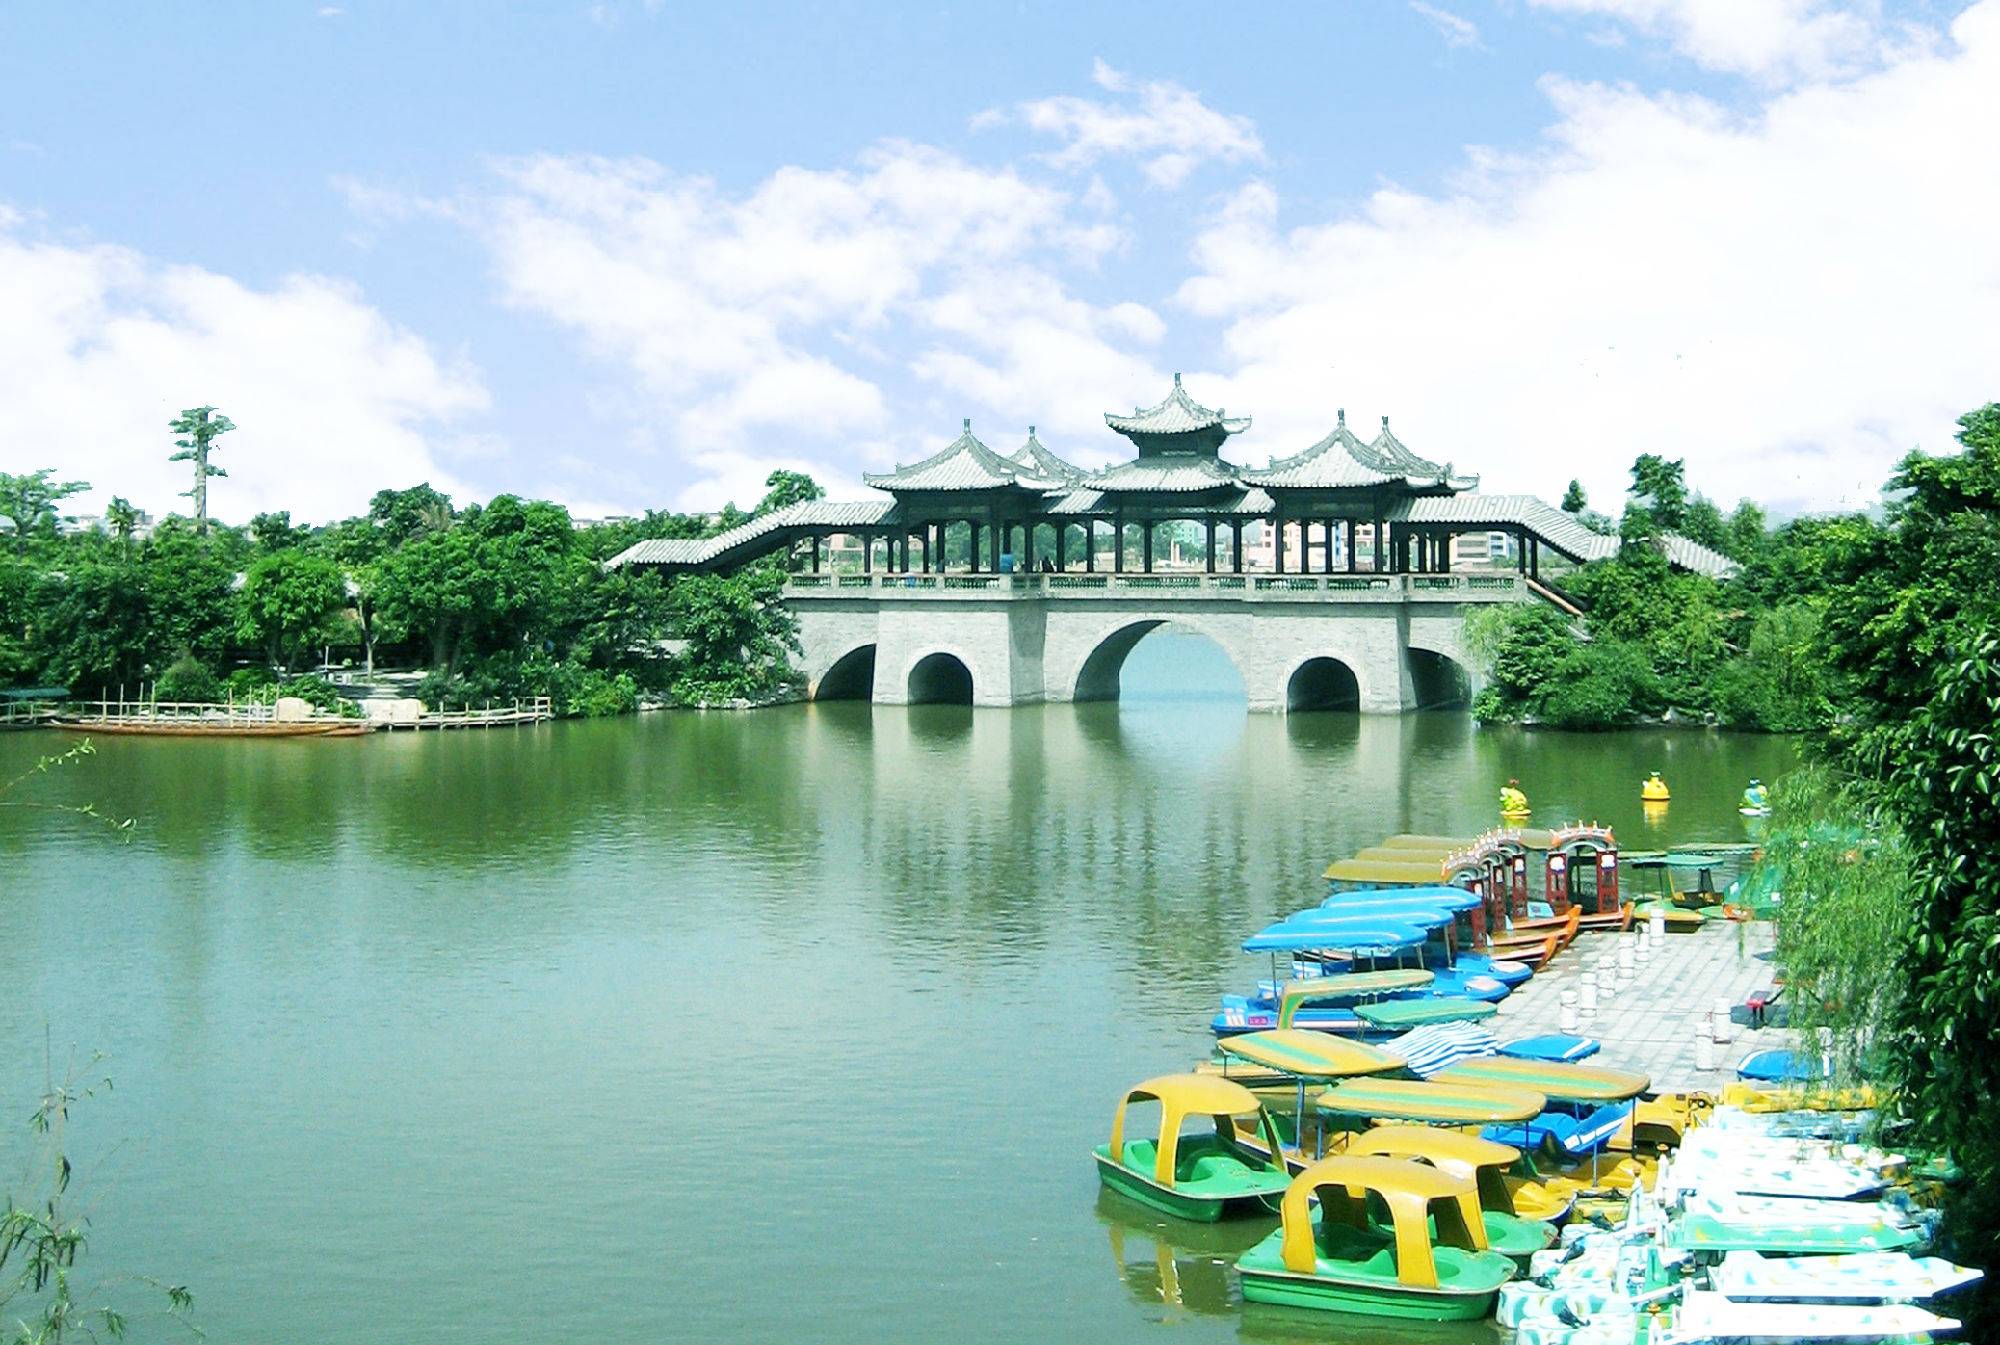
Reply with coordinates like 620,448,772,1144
2,0,1996,524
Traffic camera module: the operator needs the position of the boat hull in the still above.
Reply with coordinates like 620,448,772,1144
1092,1154,1274,1222
1238,1268,1499,1320
55,718,373,738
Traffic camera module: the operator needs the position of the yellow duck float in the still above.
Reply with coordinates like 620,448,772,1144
1499,779,1530,819
1640,772,1671,803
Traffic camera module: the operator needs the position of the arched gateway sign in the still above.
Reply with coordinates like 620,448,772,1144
608,376,1735,711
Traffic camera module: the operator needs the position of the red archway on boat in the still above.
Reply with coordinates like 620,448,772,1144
1548,823,1618,915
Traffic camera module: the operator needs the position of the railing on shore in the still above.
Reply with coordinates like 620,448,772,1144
376,698,554,731
0,699,64,730
784,571,1523,600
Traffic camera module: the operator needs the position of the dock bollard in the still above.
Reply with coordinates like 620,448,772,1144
1596,962,1618,1000
1648,911,1667,942
1579,979,1598,1016
1710,998,1733,1044
1695,1027,1717,1071
1616,938,1637,984
1559,990,1580,1034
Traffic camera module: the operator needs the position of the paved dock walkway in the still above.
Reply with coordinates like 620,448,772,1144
1490,919,1795,1092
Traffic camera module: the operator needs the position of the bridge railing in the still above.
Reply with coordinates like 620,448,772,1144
784,572,1522,601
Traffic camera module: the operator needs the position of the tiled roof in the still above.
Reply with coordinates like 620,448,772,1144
1104,373,1250,438
863,420,1060,491
1386,494,1736,578
1082,454,1243,493
1240,409,1402,489
1045,485,1274,516
604,499,896,569
1007,427,1085,484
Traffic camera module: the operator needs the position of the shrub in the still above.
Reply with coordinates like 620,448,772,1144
154,655,221,704
1530,640,1664,730
564,669,638,718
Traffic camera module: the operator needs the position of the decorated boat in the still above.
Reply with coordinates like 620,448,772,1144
1092,1075,1292,1221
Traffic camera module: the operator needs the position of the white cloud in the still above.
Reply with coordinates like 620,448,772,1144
439,142,1157,504
1411,2,1484,50
975,58,1265,188
1528,0,1905,83
0,213,487,523
1179,2,2000,513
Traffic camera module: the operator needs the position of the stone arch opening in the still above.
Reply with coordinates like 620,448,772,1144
1408,648,1472,710
1286,657,1361,713
907,651,974,705
1074,621,1165,701
814,645,877,701
1074,621,1246,704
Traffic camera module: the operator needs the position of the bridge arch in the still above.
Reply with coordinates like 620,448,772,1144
1070,619,1248,704
1407,646,1473,709
1286,656,1361,712
906,650,975,705
812,643,877,701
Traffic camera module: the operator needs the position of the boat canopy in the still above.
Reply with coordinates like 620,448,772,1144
1278,1156,1488,1284
1287,904,1454,931
1317,1078,1547,1125
1217,1030,1403,1080
1243,920,1427,953
1348,1125,1522,1215
1431,1057,1650,1103
1379,834,1475,851
1354,997,1497,1029
1323,885,1483,912
1322,858,1447,884
1276,972,1433,1026
1108,1074,1275,1190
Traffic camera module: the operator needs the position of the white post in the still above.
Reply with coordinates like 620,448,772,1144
1710,998,1733,1044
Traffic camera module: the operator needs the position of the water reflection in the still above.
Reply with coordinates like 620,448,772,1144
1096,1189,1266,1319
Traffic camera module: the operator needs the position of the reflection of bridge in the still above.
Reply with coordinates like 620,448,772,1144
610,374,1734,712
789,571,1516,712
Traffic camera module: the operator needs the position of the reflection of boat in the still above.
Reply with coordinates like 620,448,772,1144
1096,1189,1265,1317
1236,1156,1517,1319
1348,1127,1557,1265
1093,1075,1291,1221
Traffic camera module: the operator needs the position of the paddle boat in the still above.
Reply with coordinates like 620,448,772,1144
1434,1056,1651,1163
1293,900,1513,1001
1203,1030,1405,1165
1500,1034,1600,1062
1710,1249,1982,1303
1093,1075,1292,1221
1678,1292,1961,1341
1211,971,1434,1036
1348,1127,1558,1264
1354,997,1497,1035
1739,777,1771,816
1316,1077,1545,1133
1235,1156,1517,1319
1641,771,1671,803
1499,780,1530,820
1673,1193,1926,1255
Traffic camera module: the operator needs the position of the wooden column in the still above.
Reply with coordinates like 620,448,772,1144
1233,521,1244,573
1204,519,1216,573
1143,521,1154,573
1114,513,1125,573
1085,520,1096,572
1346,520,1357,573
1056,525,1067,572
1274,512,1286,573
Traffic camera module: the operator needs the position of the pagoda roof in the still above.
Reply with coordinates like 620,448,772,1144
1104,373,1250,439
1362,415,1468,485
1240,408,1401,490
1082,453,1243,493
1007,426,1085,484
863,420,1063,492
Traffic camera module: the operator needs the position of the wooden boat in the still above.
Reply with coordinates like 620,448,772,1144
1347,1127,1558,1263
1092,1075,1291,1221
55,715,374,737
1322,858,1451,891
1235,1155,1517,1319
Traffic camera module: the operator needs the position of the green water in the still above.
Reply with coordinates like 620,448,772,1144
0,634,1795,1343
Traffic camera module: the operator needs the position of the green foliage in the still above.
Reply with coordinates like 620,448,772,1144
249,509,307,552
153,655,221,704
236,549,347,670
755,469,825,515
1681,494,1728,552
1559,479,1587,513
666,566,802,704
1532,639,1664,730
1467,604,1576,723
1712,601,1829,730
564,669,639,718
0,470,90,551
1628,453,1688,531
1725,499,1768,561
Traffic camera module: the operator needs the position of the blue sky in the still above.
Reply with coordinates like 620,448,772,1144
3,1,1995,522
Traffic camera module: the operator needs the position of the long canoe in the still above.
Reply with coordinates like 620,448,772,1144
1353,997,1497,1030
1432,1057,1650,1103
1317,1077,1546,1125
56,717,374,737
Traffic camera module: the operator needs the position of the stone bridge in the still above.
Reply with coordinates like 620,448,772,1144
788,570,1522,712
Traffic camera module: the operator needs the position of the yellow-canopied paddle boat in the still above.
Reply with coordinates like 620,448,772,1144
1347,1126,1559,1263
1499,780,1530,819
1203,1030,1405,1166
1235,1156,1517,1319
1641,772,1671,803
1093,1075,1292,1221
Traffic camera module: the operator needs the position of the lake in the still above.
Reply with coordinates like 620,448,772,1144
0,633,1796,1343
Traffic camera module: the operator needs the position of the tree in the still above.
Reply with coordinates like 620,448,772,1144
0,469,89,552
667,567,801,702
375,528,490,675
167,406,234,533
756,469,825,516
1627,454,1688,532
104,495,140,550
1725,499,1768,561
366,483,454,547
249,509,307,552
142,521,236,669
236,550,348,671
1681,494,1728,552
1560,480,1588,514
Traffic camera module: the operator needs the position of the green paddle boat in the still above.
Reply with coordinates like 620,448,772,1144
1236,1155,1517,1319
1348,1126,1557,1265
1093,1074,1292,1221
1353,997,1498,1031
